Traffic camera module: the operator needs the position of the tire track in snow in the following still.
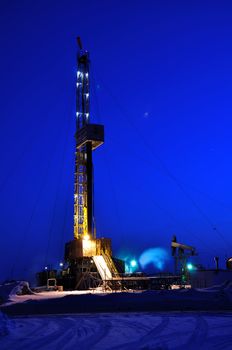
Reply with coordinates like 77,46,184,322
136,315,170,350
1,316,82,350
2,313,232,350
18,318,52,339
175,314,208,350
75,318,112,349
110,315,169,350
187,315,208,348
31,316,89,350
207,334,232,350
96,315,152,350
22,316,112,350
0,317,52,350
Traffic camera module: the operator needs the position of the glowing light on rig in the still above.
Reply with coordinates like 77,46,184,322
130,259,137,268
82,235,96,256
59,262,64,267
187,263,194,271
77,71,83,78
44,266,48,270
117,252,139,273
125,258,138,273
83,234,90,241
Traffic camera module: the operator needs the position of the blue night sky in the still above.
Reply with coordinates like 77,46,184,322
1,0,232,282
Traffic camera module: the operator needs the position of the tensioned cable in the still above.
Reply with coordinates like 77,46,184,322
0,130,45,193
13,105,73,278
91,66,126,245
44,111,74,267
133,179,219,255
177,180,232,212
10,141,58,279
59,192,71,262
90,66,226,255
97,77,232,251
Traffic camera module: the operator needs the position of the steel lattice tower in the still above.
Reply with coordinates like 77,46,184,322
74,38,104,240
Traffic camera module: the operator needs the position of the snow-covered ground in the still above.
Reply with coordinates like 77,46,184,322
1,281,232,349
1,311,232,349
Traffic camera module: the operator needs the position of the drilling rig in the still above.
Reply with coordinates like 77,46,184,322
63,38,123,289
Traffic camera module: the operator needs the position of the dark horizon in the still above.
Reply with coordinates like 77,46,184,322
1,0,232,283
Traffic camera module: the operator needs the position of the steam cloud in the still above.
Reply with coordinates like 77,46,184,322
139,247,169,270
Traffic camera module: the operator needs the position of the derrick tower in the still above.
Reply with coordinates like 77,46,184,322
74,37,103,240
64,38,122,289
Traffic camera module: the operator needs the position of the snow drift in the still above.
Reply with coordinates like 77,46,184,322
1,281,232,316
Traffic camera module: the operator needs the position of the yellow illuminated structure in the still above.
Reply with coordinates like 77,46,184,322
73,44,104,240
64,38,122,289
